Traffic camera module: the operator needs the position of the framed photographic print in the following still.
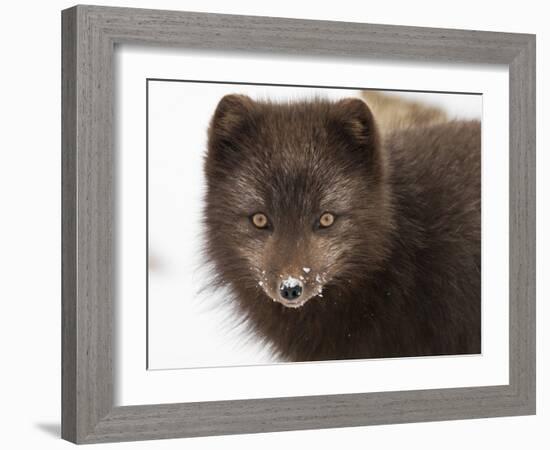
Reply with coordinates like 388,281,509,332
61,5,536,444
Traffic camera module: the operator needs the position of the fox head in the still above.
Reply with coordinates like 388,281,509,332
204,94,394,309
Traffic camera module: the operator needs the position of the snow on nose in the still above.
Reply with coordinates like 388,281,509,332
279,276,303,301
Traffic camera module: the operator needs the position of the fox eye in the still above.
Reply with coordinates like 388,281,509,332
251,213,269,229
318,212,336,228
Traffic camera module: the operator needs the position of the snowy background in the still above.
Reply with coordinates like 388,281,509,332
147,81,482,370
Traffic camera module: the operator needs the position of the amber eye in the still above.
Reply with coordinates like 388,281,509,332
319,212,335,228
251,213,269,229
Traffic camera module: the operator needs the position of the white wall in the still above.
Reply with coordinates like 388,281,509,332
0,0,546,448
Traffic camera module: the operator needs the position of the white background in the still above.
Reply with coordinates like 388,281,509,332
0,0,546,449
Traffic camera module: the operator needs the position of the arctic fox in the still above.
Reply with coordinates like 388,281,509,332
203,92,481,362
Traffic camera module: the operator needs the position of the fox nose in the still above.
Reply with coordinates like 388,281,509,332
279,278,303,300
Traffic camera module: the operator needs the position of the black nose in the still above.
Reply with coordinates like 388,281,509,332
279,279,303,300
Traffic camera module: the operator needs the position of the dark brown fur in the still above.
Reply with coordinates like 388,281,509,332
203,94,481,362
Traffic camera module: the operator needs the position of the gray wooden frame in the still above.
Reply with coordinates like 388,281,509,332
61,4,536,444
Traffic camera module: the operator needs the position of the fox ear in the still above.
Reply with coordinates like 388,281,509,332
209,94,254,139
332,98,379,149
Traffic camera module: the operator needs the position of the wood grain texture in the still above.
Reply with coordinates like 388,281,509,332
61,4,536,444
62,5,114,442
508,36,536,409
61,7,77,443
